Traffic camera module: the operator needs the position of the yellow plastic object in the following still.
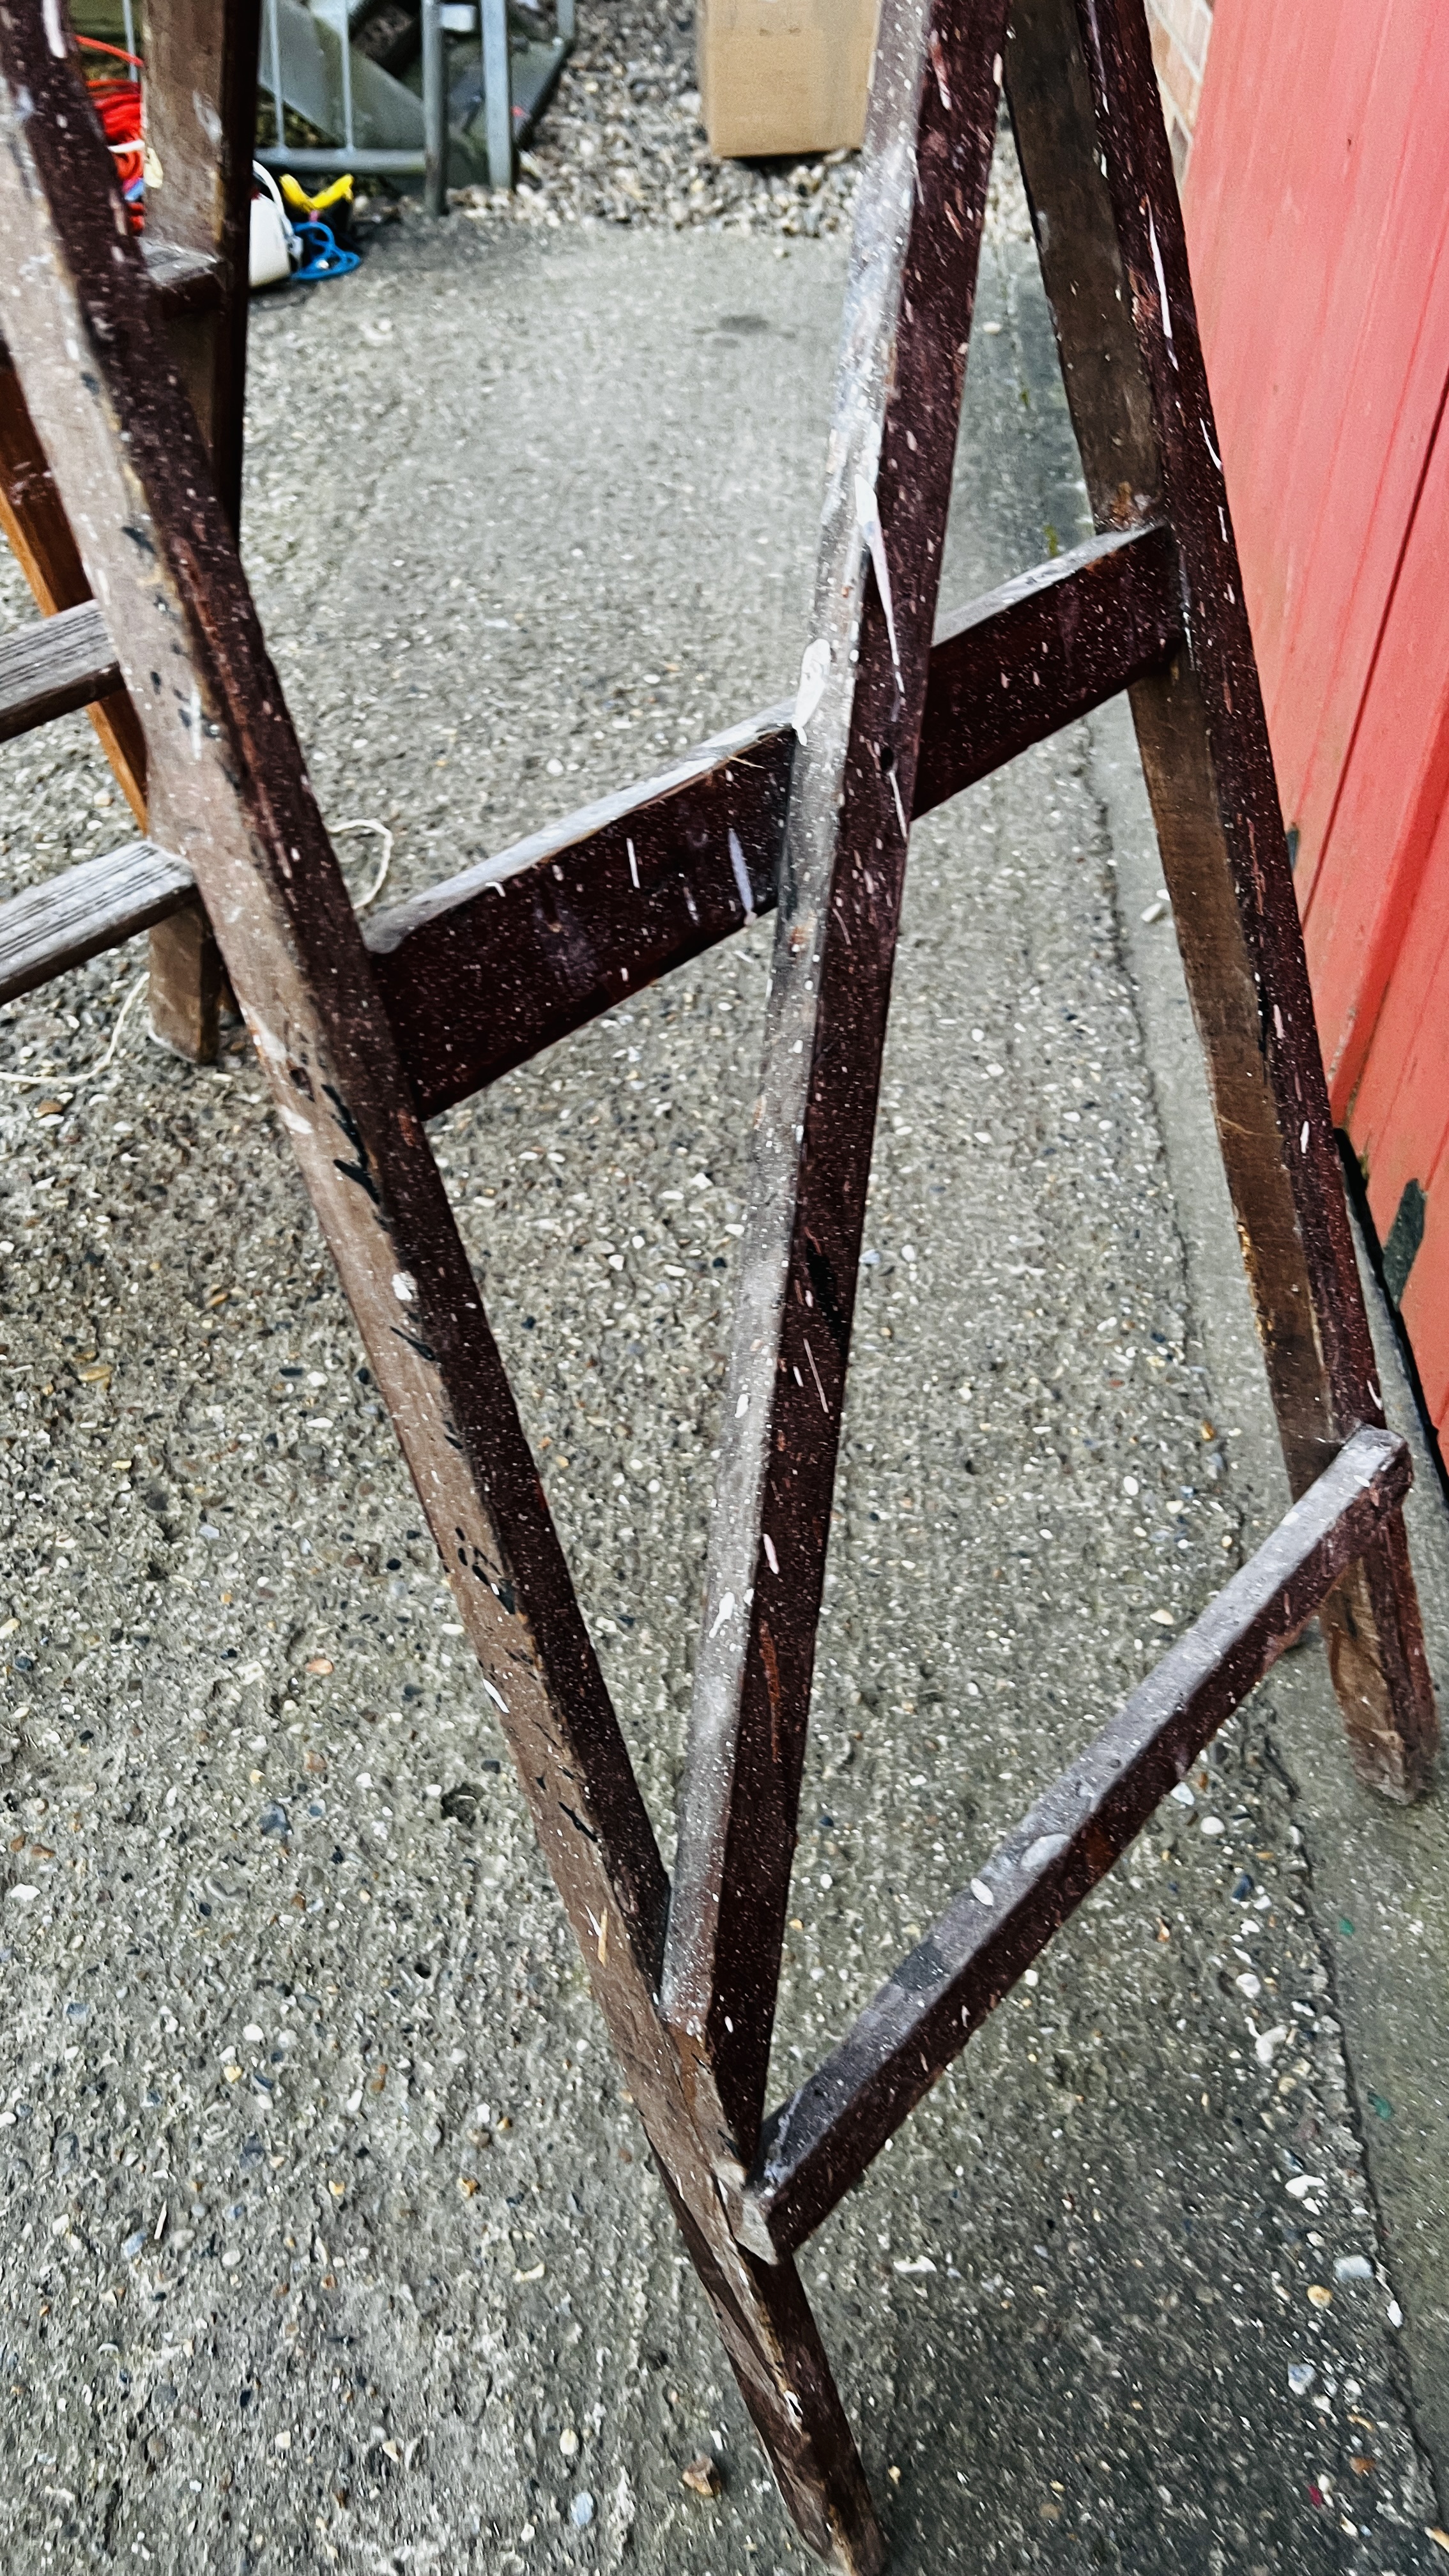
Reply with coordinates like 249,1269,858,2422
279,171,355,217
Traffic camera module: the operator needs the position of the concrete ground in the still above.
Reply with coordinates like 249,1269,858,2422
0,141,1446,2576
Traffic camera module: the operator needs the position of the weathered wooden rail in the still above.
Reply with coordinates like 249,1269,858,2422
0,0,1435,2566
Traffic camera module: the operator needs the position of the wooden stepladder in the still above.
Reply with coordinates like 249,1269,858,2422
0,0,257,1059
0,0,1436,2564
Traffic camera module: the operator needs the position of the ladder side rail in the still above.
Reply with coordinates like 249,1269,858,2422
661,0,1013,2170
1004,0,1438,1800
0,30,884,2570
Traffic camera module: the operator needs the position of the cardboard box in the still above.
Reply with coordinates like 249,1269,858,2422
697,0,880,161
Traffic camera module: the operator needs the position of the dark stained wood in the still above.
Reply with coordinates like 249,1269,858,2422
142,0,258,536
0,599,119,744
914,518,1178,815
0,31,882,2568
0,15,250,1050
367,521,1180,1120
1006,0,1438,1801
367,701,790,1115
0,840,193,1007
0,523,1178,1078
0,0,1437,2556
140,0,259,1054
660,0,1013,2174
139,239,224,321
740,1425,1413,2261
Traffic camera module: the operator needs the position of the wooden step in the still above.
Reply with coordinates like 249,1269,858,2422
0,599,120,744
0,838,194,1007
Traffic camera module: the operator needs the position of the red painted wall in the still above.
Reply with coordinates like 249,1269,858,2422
1184,0,1449,1429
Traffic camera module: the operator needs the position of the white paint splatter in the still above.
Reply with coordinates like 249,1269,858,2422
762,1533,779,1575
482,1677,509,1713
1022,1833,1069,1871
42,0,66,57
970,1878,994,1908
627,836,640,891
709,1590,737,1641
928,30,951,111
854,473,903,684
793,637,831,742
392,1271,417,1303
1147,208,1177,367
728,827,754,922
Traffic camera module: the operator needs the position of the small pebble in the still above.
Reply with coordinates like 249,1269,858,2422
682,2453,722,2499
1334,2255,1373,2283
1287,2363,1315,2396
571,2491,595,2529
1199,1816,1225,1837
559,2426,579,2458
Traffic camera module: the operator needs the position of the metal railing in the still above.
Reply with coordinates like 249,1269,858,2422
256,0,575,203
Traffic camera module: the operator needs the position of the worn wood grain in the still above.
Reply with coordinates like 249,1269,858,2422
367,521,1181,1120
1006,0,1438,1800
0,26,881,2566
0,597,118,743
659,0,1013,2177
142,0,257,534
740,1425,1413,2260
1,0,1434,2557
138,0,259,1059
0,353,148,821
0,524,1178,1082
0,840,193,1008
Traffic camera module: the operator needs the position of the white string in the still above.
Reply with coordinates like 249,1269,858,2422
0,970,149,1091
334,818,394,910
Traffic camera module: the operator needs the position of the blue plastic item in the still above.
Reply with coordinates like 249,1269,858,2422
291,219,359,284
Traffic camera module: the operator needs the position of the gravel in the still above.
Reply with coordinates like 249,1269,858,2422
359,0,1023,243
0,130,1445,2576
436,0,868,236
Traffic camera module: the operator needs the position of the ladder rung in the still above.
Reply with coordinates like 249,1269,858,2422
0,600,120,744
139,239,224,318
736,1423,1411,2263
0,838,194,1008
0,531,1178,1038
0,242,220,375
367,523,1182,1120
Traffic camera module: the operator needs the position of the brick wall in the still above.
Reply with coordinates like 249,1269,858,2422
1146,0,1213,182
